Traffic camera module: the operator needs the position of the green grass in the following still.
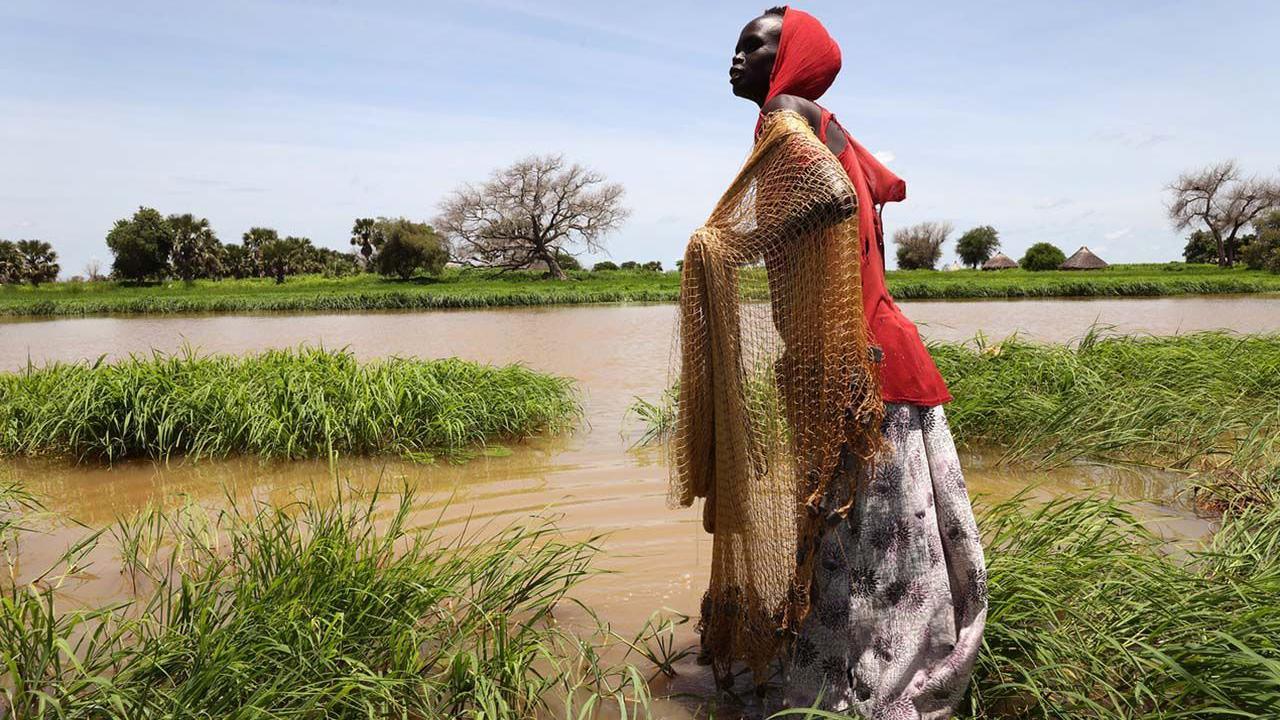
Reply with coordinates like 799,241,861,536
964,493,1280,719
0,347,580,463
0,268,684,316
935,329,1280,467
3,263,1279,317
935,329,1280,510
630,329,1280,510
6,482,1280,719
0,483,662,718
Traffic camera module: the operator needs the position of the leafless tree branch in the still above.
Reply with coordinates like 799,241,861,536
435,154,629,279
1167,160,1280,266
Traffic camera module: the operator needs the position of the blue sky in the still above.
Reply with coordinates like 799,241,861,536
3,0,1278,276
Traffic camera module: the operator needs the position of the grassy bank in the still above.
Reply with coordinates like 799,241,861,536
888,262,1280,300
0,484,657,718
630,330,1280,509
0,268,684,316
0,348,579,463
2,264,1279,317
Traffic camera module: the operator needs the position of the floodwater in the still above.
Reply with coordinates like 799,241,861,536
2,295,1269,715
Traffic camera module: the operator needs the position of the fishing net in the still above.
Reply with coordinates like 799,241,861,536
670,109,884,683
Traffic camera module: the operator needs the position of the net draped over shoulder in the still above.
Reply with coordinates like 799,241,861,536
671,109,884,681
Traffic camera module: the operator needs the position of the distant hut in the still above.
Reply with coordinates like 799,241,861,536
981,252,1018,271
1060,246,1109,271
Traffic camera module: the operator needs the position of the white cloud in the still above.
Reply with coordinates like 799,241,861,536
873,150,896,164
1094,129,1176,148
1104,228,1132,241
1033,198,1073,210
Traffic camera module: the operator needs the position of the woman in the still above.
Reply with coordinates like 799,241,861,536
682,6,986,717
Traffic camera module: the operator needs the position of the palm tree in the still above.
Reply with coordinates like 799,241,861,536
168,214,223,281
350,217,378,267
0,240,21,284
15,239,60,285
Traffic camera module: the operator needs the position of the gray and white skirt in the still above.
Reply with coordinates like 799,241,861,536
783,403,988,719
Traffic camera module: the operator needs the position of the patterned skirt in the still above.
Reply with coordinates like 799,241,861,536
782,403,987,718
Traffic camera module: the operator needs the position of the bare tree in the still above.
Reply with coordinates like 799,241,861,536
893,221,953,270
1167,160,1280,267
435,154,628,280
84,258,104,281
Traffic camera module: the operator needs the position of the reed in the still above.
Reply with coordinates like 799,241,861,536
0,483,662,718
3,265,1278,317
0,347,580,463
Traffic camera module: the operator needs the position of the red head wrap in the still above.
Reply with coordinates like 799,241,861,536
756,7,905,206
765,7,841,104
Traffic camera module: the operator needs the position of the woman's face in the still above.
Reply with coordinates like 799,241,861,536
730,15,781,105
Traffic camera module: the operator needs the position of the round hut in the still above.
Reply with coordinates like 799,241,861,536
1060,246,1109,270
981,252,1018,271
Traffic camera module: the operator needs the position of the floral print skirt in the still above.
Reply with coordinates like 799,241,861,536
782,403,987,719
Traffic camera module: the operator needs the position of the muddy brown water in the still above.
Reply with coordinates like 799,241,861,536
2,295,1268,715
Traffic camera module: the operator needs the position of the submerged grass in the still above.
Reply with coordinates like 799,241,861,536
3,264,1279,317
0,483,662,718
0,347,580,463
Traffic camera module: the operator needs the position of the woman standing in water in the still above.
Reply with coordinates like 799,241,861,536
675,6,987,717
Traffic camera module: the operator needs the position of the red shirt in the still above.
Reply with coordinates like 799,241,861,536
821,110,952,406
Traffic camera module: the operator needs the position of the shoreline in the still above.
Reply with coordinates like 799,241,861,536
4,265,1280,318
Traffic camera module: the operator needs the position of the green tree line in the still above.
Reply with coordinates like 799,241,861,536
101,209,452,284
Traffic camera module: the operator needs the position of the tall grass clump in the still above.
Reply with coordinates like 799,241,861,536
936,329,1280,467
967,494,1280,719
0,347,580,463
0,484,660,718
629,330,1280,508
935,329,1280,509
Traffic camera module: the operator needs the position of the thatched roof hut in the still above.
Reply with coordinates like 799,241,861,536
1060,246,1109,270
982,252,1018,271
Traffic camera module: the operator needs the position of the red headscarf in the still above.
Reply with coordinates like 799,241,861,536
755,7,906,207
764,7,841,106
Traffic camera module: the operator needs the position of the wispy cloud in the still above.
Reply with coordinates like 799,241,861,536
873,150,896,164
1094,129,1176,148
1104,228,1132,241
1034,197,1073,210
